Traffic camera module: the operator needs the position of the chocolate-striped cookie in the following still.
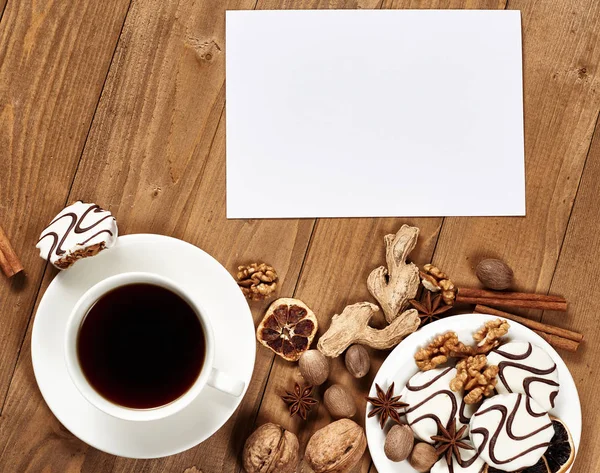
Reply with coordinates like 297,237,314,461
487,341,559,412
37,201,118,269
404,367,476,443
470,393,554,471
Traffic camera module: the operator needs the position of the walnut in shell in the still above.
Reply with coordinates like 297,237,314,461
317,302,419,358
305,418,367,473
257,298,318,362
367,225,420,323
242,423,299,473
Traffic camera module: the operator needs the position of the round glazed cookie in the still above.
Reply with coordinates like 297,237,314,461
404,367,476,443
430,443,486,473
470,393,554,471
487,341,559,412
37,201,118,270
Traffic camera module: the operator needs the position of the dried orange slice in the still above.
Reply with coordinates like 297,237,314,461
257,298,318,362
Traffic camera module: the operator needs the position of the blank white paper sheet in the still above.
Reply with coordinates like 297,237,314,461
226,10,524,218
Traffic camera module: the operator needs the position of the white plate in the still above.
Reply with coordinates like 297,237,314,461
366,314,582,473
31,234,255,459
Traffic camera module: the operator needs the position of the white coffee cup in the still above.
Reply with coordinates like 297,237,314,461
64,272,245,422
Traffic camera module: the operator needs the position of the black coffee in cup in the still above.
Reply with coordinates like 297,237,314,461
77,283,205,409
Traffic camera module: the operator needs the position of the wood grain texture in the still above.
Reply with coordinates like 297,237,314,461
431,0,600,302
0,0,129,411
247,1,508,472
249,218,443,473
1,0,599,472
543,117,600,473
385,0,504,7
0,0,315,472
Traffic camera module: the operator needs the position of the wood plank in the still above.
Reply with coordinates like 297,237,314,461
385,0,505,7
0,0,130,470
253,218,443,473
247,2,505,473
0,0,129,411
430,0,600,309
544,116,600,473
0,0,315,471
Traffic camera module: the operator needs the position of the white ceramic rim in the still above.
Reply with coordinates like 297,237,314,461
64,271,215,422
31,234,255,458
366,313,582,473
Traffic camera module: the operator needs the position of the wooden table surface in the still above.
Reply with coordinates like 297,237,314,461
1,0,599,472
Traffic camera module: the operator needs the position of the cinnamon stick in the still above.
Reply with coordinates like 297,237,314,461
474,305,583,344
457,295,567,312
533,331,579,353
0,225,23,278
458,287,566,303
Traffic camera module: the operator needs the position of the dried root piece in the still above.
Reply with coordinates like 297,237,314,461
451,355,499,404
367,225,420,323
414,332,475,371
473,318,510,353
420,264,457,305
317,302,420,358
237,262,278,301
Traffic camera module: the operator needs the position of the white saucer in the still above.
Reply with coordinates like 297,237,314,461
31,234,255,459
366,314,582,473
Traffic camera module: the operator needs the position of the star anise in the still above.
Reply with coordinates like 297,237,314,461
366,382,408,429
281,383,317,420
431,419,474,466
409,291,452,326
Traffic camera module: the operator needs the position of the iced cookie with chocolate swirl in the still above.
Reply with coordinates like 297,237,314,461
37,202,118,269
470,393,554,471
404,367,476,443
487,341,559,412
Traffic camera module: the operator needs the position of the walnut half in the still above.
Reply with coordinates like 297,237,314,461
237,262,278,301
473,319,510,353
414,332,475,371
420,264,457,305
450,354,499,404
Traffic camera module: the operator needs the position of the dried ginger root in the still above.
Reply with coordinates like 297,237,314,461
473,319,510,353
414,332,474,371
451,354,499,404
318,303,420,358
367,225,420,323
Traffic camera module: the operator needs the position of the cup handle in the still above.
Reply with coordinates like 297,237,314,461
207,368,245,397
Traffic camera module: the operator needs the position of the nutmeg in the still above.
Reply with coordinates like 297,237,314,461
409,442,438,472
323,384,356,419
384,424,414,462
242,423,299,473
344,344,370,378
299,350,330,386
476,258,514,290
305,419,367,473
